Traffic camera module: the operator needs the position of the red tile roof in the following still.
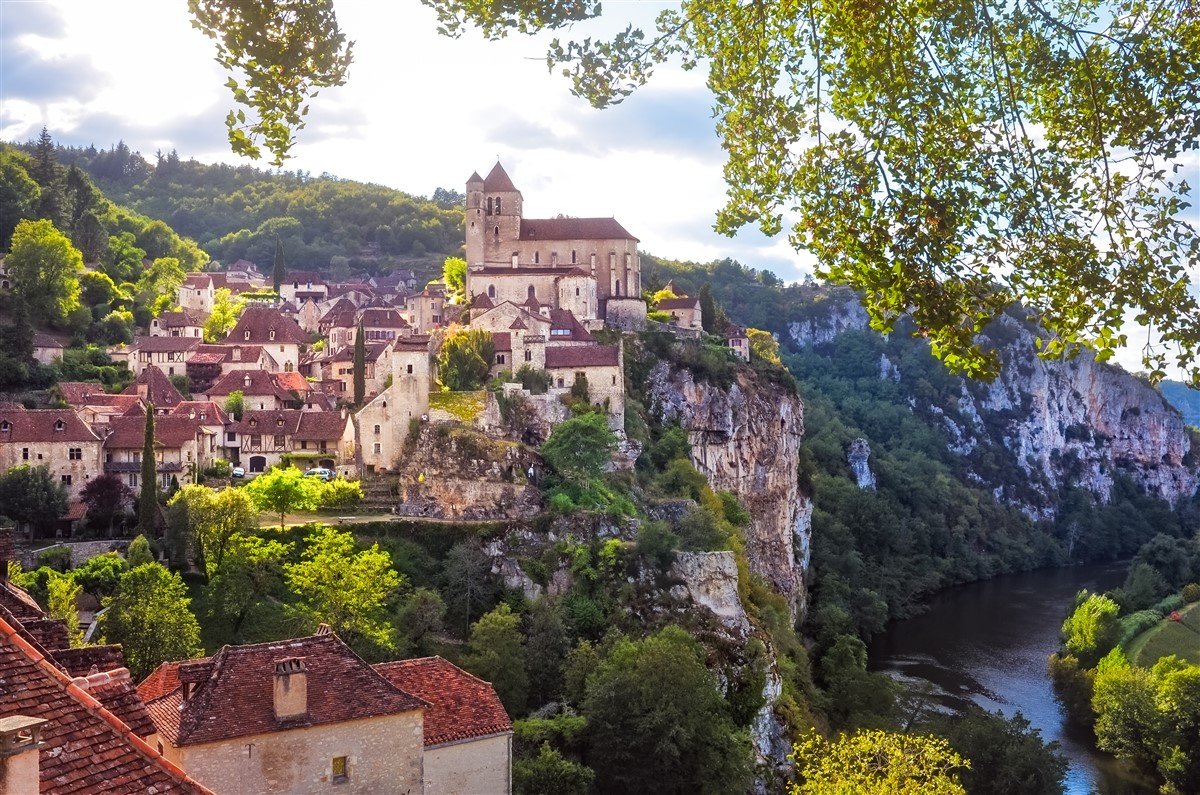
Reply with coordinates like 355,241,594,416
122,366,185,407
520,217,637,241
549,309,594,342
130,336,203,354
156,310,201,328
0,614,213,794
272,371,311,394
138,658,197,703
294,412,350,441
482,162,518,193
233,410,302,436
0,408,101,443
358,307,409,328
55,382,107,406
206,369,295,401
103,415,203,450
229,307,309,345
144,633,427,747
545,345,620,368
33,332,65,349
492,332,512,352
374,656,511,746
472,294,494,310
657,297,701,311
168,401,229,424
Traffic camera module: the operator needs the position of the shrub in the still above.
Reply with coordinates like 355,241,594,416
549,493,575,514
637,520,678,572
38,546,72,572
1183,583,1200,603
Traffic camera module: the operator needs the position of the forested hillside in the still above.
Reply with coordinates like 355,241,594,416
1162,381,1200,428
42,141,464,277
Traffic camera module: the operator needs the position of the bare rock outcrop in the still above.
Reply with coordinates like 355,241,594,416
645,361,809,618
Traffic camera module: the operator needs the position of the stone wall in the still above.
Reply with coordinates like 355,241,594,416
424,733,512,795
21,539,125,570
163,710,424,795
604,298,647,331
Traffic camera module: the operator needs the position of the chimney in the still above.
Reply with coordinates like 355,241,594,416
273,658,307,721
0,526,14,583
0,716,46,795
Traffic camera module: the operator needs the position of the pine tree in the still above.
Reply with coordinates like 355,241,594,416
138,404,157,536
273,238,285,294
353,320,366,406
32,127,64,224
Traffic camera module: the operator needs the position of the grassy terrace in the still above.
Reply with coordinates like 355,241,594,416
1128,601,1200,667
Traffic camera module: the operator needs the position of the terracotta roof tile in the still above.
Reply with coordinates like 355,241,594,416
545,345,620,368
103,415,203,450
656,297,701,311
294,412,349,441
229,307,309,345
519,216,636,241
492,332,512,352
482,162,518,193
145,633,426,747
156,310,202,328
0,614,213,794
374,656,511,746
129,336,202,354
472,294,494,309
121,366,185,407
206,369,294,402
54,382,107,406
549,309,594,342
233,410,302,436
168,401,229,424
0,408,101,443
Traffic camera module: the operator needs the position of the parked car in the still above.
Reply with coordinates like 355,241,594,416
231,466,246,478
304,467,335,481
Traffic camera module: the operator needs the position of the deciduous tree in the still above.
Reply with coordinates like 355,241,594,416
443,256,466,299
6,218,82,326
790,729,968,795
437,327,495,391
463,603,529,715
541,412,616,481
284,525,401,653
203,287,244,342
0,465,68,537
243,466,319,530
169,484,259,576
583,625,752,794
99,562,203,680
46,573,83,648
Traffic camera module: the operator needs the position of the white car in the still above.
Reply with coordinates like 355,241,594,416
231,466,246,478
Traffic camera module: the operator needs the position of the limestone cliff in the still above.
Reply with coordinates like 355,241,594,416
644,361,809,618
786,289,1199,514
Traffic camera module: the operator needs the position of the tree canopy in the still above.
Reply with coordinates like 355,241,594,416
190,0,1199,381
99,562,203,680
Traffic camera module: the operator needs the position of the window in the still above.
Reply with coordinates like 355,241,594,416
128,473,138,488
301,441,308,449
54,420,65,432
528,286,536,299
487,285,495,299
227,432,236,443
534,251,539,264
250,434,262,447
496,354,506,364
270,330,276,340
571,249,577,264
274,434,286,447
372,443,381,455
245,331,251,340
373,424,381,435
22,448,29,460
69,448,82,460
524,350,532,362
0,420,9,432
495,197,502,214
407,364,413,374
487,196,493,214
61,475,72,486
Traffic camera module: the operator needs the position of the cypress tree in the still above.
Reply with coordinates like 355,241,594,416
353,320,366,406
138,403,157,536
273,238,285,294
699,283,716,334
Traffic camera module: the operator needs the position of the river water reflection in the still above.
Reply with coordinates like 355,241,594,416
868,562,1158,795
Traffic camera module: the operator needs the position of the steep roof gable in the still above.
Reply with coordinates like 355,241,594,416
0,615,213,794
229,307,308,345
483,161,518,193
0,408,101,443
374,656,511,746
146,632,427,747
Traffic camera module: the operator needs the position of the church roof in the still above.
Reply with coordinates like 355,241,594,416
483,162,518,193
519,217,637,241
467,171,483,185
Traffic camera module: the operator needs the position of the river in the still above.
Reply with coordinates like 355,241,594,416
868,562,1158,795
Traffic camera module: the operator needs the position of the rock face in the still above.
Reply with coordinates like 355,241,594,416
784,290,1199,513
956,313,1199,510
645,361,809,618
669,551,751,637
847,438,876,490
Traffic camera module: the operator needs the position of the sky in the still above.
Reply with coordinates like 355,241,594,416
1,0,1196,379
0,0,812,280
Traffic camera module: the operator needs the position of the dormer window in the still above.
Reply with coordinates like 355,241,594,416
277,418,284,427
249,419,258,427
0,420,8,432
270,330,276,340
54,420,65,432
245,331,251,340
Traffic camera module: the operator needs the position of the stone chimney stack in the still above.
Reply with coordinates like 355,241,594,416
0,716,47,794
273,658,307,721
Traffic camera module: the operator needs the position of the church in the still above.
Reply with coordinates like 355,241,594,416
464,163,645,326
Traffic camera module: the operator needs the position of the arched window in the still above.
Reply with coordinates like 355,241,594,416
571,250,577,264
487,197,493,214
496,198,502,214
534,252,539,264
615,279,622,296
494,226,499,238
528,285,536,299
488,285,496,299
